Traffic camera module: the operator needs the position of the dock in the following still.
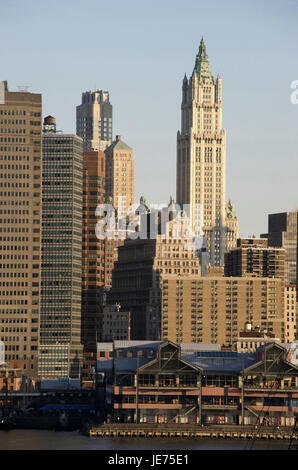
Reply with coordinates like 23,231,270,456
86,423,298,441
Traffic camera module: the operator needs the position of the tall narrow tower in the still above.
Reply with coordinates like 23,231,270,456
76,89,112,152
176,38,229,266
105,135,135,215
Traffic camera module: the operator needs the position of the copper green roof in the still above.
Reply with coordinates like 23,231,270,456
225,199,237,219
105,136,132,152
193,37,214,84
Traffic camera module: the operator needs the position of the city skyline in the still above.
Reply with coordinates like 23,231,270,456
1,0,297,239
1,2,298,444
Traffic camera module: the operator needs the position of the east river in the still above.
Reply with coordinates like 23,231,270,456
0,429,292,450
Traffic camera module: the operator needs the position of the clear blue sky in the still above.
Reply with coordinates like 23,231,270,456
1,0,298,236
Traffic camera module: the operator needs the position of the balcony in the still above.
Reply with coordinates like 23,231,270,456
114,404,185,410
202,404,239,410
138,383,199,390
244,384,298,392
114,386,200,395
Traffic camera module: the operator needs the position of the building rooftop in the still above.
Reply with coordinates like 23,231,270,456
97,357,153,373
182,353,256,374
97,341,221,353
105,135,132,152
96,340,260,375
180,343,221,352
96,352,258,374
97,341,163,351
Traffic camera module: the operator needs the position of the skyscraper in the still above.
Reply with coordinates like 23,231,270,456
81,150,106,378
39,116,84,378
76,89,112,152
0,81,42,377
176,38,237,266
262,213,298,336
224,238,286,280
105,135,135,215
262,212,298,286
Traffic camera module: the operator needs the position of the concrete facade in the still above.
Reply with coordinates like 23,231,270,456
160,275,285,346
0,81,42,377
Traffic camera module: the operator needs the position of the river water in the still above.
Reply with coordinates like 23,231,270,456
0,430,292,450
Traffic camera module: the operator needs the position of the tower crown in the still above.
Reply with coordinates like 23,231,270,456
198,37,207,59
193,37,214,84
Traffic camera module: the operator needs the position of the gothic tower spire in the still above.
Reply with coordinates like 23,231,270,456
176,39,239,266
193,37,214,84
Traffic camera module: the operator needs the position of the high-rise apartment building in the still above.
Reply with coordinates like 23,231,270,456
176,38,238,266
103,134,135,292
104,237,122,289
81,150,106,377
39,117,84,378
224,238,285,280
160,275,285,346
105,135,134,216
262,212,298,287
284,284,297,343
76,89,112,152
0,81,42,376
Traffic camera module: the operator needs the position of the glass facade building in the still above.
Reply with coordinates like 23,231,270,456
39,130,84,378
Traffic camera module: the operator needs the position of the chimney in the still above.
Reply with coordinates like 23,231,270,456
116,135,121,141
